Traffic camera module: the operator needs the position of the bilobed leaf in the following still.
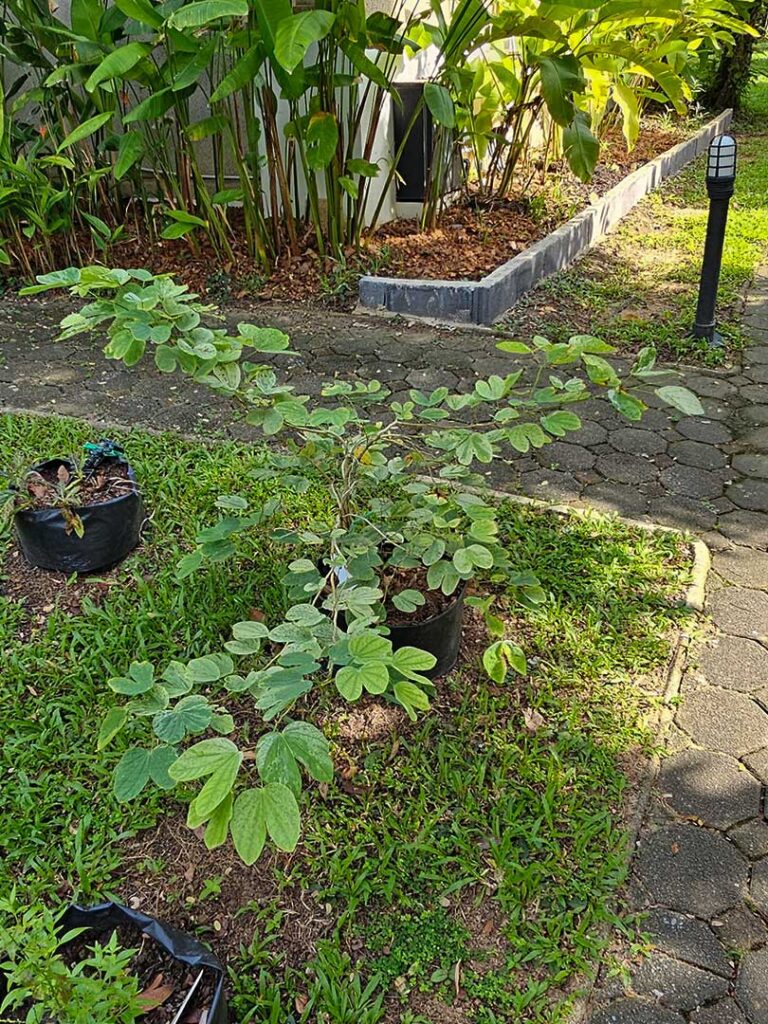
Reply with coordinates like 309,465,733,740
541,410,581,436
655,386,704,416
393,681,431,721
274,9,335,73
114,748,151,802
348,632,391,662
424,82,455,128
98,707,128,749
256,732,302,796
607,388,646,422
392,589,426,613
168,737,241,781
482,640,527,683
392,646,436,675
230,789,267,865
109,661,155,695
335,665,365,701
204,792,232,849
282,721,333,783
152,694,212,744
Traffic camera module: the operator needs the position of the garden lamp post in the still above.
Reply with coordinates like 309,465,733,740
693,133,737,349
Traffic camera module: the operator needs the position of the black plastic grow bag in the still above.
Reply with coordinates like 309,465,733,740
14,458,144,574
64,902,227,1022
389,582,466,678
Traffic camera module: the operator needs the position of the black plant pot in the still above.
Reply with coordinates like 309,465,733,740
388,582,466,678
0,902,228,1022
14,458,145,574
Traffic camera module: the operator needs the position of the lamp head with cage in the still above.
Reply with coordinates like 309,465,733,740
706,134,737,192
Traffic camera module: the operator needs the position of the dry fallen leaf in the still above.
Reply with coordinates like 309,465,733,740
522,707,546,732
454,960,462,998
138,974,175,1013
295,994,309,1014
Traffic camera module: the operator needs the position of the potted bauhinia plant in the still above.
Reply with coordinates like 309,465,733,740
0,893,228,1023
1,439,145,574
22,266,703,864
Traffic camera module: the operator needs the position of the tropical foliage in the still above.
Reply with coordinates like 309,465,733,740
0,0,756,272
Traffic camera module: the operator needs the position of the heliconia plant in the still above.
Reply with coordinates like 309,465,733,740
0,0,756,273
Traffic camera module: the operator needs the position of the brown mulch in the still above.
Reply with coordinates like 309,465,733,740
366,122,686,282
3,119,689,302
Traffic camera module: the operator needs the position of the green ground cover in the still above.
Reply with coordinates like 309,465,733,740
0,412,692,1022
501,53,768,366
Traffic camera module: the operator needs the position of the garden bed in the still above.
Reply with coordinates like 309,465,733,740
0,413,695,1023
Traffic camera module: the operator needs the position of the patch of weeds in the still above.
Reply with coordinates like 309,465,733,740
366,907,471,991
320,248,391,306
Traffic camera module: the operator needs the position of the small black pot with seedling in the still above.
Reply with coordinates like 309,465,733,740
2,439,145,574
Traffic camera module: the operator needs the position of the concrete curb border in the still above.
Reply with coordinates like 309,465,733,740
359,109,733,325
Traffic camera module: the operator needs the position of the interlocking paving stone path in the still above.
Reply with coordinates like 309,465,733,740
1,267,768,1020
582,266,768,1023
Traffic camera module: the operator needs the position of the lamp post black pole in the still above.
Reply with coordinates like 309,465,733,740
693,134,737,349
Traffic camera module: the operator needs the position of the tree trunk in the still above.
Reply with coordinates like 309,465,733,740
705,1,768,112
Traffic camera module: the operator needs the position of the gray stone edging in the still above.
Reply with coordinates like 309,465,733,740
358,110,733,326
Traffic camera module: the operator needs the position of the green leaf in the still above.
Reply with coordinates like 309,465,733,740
168,0,247,28
230,783,300,864
204,792,233,849
335,665,365,701
185,116,228,141
256,732,302,796
124,88,175,124
148,745,178,789
232,620,270,640
483,640,527,683
607,389,646,422
392,646,436,674
114,0,163,28
230,789,267,865
187,654,231,683
176,549,204,579
538,54,583,127
57,112,112,152
152,694,212,744
282,721,333,783
612,79,639,150
113,748,151,802
108,661,154,695
210,45,263,103
168,737,241,782
496,340,531,354
274,9,336,73
114,133,145,181
541,410,581,437
98,708,128,750
424,82,455,128
582,353,619,386
305,111,338,171
85,42,152,92
348,632,391,662
655,386,704,416
262,781,300,850
392,589,426,613
392,681,431,721
563,111,599,183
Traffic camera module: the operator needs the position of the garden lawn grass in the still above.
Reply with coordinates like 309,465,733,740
0,412,693,1023
500,57,768,366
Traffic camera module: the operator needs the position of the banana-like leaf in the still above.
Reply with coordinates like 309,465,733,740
114,0,164,29
85,42,153,92
123,87,175,123
210,44,263,103
563,110,599,182
274,10,336,73
57,111,112,152
114,132,144,180
168,0,247,29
